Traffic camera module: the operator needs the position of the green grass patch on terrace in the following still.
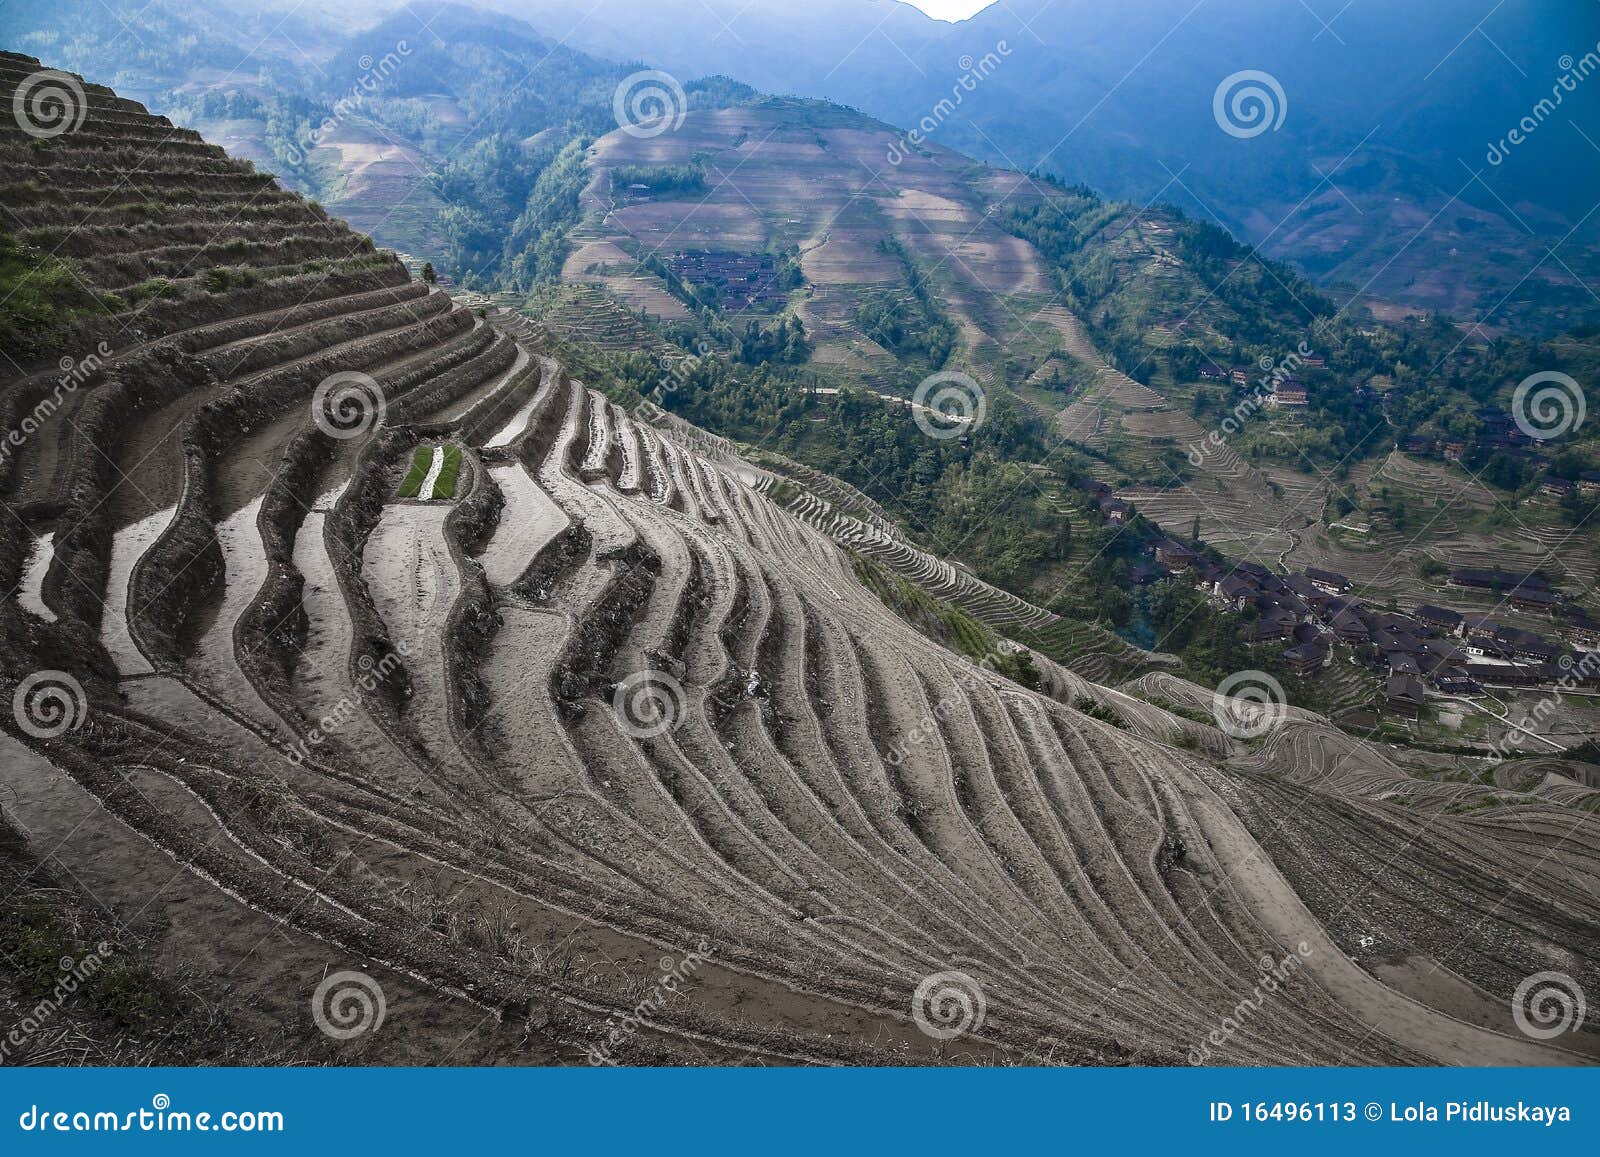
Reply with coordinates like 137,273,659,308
397,445,432,498
0,228,100,358
396,443,464,500
435,443,463,498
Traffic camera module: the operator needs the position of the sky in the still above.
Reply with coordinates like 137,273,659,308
896,0,996,21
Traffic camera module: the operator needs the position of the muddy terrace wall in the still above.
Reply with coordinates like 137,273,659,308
492,364,595,603
326,428,415,715
551,541,660,715
441,451,504,735
45,349,214,664
16,708,943,1067
130,304,466,666
29,715,555,1040
239,426,337,703
199,286,448,378
162,265,414,357
455,350,544,448
661,545,708,664
390,334,516,424
444,448,505,557
1,245,399,371
86,237,385,297
0,506,84,690
504,514,586,609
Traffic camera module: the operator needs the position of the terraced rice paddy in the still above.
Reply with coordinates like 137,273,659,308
2,57,1597,1067
580,104,1061,381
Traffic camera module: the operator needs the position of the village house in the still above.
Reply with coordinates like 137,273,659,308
1540,476,1576,500
1281,641,1329,675
1385,674,1425,718
1416,604,1463,635
1214,574,1255,610
1462,617,1504,640
1153,538,1196,571
1509,585,1560,613
1190,559,1223,591
1272,591,1312,619
1561,613,1600,648
1247,615,1295,642
1330,611,1370,645
1270,378,1309,406
1127,560,1163,585
1417,639,1468,670
1098,496,1131,525
1305,567,1352,595
1387,652,1422,677
1465,661,1546,687
1318,594,1359,622
1568,652,1600,685
1495,626,1559,663
1449,568,1547,593
1373,625,1422,654
1281,574,1325,604
1434,672,1480,696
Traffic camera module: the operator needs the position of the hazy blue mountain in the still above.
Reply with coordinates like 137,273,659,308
464,0,1600,329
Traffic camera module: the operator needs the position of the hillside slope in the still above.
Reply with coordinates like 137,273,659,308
1,54,1596,1065
473,0,1600,333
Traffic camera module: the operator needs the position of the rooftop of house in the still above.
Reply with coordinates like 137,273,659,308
1386,673,1425,703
